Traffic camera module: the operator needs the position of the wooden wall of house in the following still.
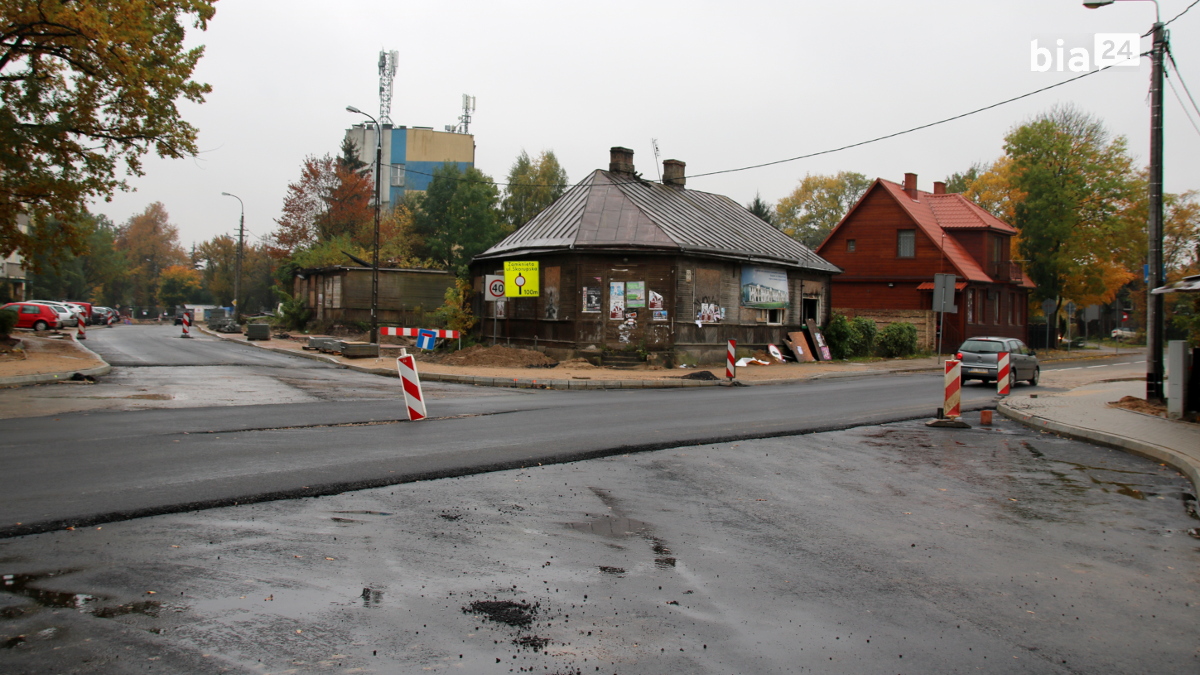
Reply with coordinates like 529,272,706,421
820,187,949,281
296,268,454,326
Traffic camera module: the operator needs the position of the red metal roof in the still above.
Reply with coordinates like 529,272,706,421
874,179,992,283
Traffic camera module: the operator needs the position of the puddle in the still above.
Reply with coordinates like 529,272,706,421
654,557,677,568
439,513,463,521
92,600,160,619
462,599,539,627
330,517,363,524
331,510,393,516
598,566,625,576
567,516,649,537
1,571,99,611
514,634,550,651
360,587,383,607
1090,476,1148,500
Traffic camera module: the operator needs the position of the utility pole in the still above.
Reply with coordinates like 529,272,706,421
346,106,382,345
221,192,245,323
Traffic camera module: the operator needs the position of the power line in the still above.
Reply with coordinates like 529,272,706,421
1164,0,1199,26
1167,52,1200,121
1167,73,1200,137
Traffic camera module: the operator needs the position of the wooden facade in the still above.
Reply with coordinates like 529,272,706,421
816,175,1034,352
293,266,455,326
470,147,840,363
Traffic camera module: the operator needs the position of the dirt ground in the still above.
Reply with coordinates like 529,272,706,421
0,331,104,379
1110,395,1199,423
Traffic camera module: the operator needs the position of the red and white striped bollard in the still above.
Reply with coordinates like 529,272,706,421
996,352,1011,396
726,339,736,380
944,359,962,418
397,351,427,421
76,317,86,340
180,311,191,338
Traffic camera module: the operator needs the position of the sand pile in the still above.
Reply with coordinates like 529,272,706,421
437,344,557,368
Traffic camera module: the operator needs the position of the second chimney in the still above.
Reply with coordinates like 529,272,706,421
663,159,686,187
933,181,946,195
904,172,918,200
610,146,635,175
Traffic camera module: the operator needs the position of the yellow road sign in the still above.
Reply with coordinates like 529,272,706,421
504,261,539,297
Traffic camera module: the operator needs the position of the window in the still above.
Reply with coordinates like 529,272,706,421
992,290,1000,324
966,289,975,324
846,239,856,252
756,308,785,325
897,230,915,258
1008,293,1015,325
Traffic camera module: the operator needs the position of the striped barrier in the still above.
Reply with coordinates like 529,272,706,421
76,318,86,340
726,339,736,380
380,327,460,339
996,352,1011,396
180,311,191,338
397,353,427,421
944,359,962,418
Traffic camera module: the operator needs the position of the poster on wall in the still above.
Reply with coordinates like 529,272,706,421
648,290,664,310
740,266,789,309
652,310,668,322
583,286,601,313
698,302,724,323
626,281,646,308
609,282,625,319
543,266,560,320
495,299,507,319
806,319,832,361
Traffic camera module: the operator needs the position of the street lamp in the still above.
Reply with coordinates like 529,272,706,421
220,192,245,324
346,105,382,346
1083,0,1166,401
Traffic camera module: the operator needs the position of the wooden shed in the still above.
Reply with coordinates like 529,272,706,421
293,266,455,326
470,147,840,364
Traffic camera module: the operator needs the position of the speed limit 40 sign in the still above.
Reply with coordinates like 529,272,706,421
485,275,505,302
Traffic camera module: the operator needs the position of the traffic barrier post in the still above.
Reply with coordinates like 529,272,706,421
76,318,86,340
726,339,736,380
944,359,962,418
397,349,427,421
996,352,1011,396
180,310,191,338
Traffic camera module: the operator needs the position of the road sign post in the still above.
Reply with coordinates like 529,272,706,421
485,274,504,346
932,273,957,357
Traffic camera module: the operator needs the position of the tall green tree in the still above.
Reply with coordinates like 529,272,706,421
746,193,775,226
944,161,989,195
1004,105,1140,345
0,1,215,266
775,171,871,248
414,163,502,277
500,150,569,232
26,213,127,302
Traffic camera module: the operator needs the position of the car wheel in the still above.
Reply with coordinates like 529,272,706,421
1008,370,1017,390
33,320,48,331
1028,367,1039,387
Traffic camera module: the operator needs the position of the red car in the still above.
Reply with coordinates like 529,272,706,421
1,302,61,331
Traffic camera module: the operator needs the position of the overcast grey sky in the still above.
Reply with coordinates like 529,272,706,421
91,0,1200,249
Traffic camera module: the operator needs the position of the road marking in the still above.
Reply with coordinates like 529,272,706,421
1059,367,1082,371
1087,365,1109,368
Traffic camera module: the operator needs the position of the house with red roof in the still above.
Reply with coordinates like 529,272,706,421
815,173,1034,352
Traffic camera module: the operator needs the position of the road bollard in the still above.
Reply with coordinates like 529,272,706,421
180,311,191,338
996,352,1011,396
980,410,993,425
726,339,736,381
76,318,86,340
397,349,427,421
944,359,962,418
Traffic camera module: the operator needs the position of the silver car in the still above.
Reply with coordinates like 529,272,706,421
956,337,1040,387
26,301,79,328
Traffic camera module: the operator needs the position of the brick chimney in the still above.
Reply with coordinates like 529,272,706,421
609,146,635,175
933,181,946,195
904,172,918,200
663,159,686,187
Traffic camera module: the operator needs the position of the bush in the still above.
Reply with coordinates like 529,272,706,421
823,314,852,360
848,316,877,357
877,321,918,357
434,278,477,335
0,308,16,338
272,288,310,331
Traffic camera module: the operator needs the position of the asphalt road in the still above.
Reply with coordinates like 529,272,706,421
1,417,1195,674
1,326,1024,536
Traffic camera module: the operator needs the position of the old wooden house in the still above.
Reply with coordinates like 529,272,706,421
815,174,1034,351
470,147,840,363
293,266,455,326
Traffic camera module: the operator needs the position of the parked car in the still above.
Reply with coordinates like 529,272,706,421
64,300,94,324
93,306,117,324
26,300,80,327
1111,328,1135,339
956,337,1040,387
1,302,60,331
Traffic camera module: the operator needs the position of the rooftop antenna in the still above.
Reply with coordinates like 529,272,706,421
378,49,398,125
651,138,662,181
459,94,476,133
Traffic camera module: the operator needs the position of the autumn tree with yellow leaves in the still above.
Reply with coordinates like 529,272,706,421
0,1,216,265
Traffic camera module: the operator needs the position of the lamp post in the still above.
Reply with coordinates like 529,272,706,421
346,105,382,345
220,192,245,324
1083,0,1166,401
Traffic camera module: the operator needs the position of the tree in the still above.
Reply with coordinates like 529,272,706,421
944,161,988,195
775,172,871,248
114,202,187,307
500,150,568,232
956,157,1023,224
1004,105,1140,345
0,1,215,265
196,234,237,305
339,136,368,174
26,213,127,302
746,193,775,226
156,264,202,309
270,154,373,256
414,163,502,277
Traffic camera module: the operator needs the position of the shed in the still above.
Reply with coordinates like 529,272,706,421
470,147,840,363
293,266,455,326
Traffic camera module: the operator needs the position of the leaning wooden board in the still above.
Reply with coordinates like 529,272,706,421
784,331,816,363
806,319,833,361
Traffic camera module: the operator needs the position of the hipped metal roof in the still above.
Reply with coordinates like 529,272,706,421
475,170,840,273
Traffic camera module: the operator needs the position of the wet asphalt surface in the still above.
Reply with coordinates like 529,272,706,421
2,416,1197,674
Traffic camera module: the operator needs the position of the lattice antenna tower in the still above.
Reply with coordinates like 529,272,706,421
378,50,398,125
459,94,476,133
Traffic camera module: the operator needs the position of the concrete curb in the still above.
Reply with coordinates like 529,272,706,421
0,336,112,388
997,400,1199,493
